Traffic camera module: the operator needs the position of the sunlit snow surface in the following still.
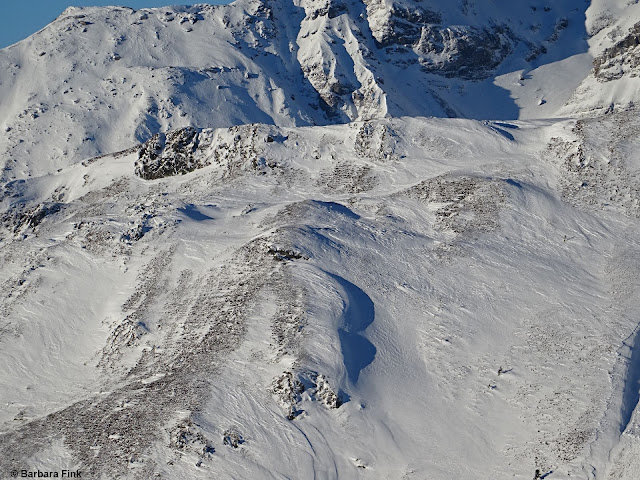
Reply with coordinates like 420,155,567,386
2,0,640,479
0,114,639,479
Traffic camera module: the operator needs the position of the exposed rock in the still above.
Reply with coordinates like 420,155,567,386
1,202,62,235
222,427,244,448
415,25,514,79
594,22,640,81
364,0,513,79
267,246,307,262
545,110,640,217
364,0,441,47
170,418,215,457
271,370,343,420
404,175,506,236
135,127,205,180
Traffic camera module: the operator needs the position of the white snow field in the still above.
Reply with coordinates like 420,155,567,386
2,1,640,479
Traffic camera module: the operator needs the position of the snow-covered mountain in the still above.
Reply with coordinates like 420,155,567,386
2,1,640,479
3,0,640,181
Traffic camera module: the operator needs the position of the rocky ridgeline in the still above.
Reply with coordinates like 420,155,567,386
134,119,400,182
295,0,386,121
293,0,578,121
0,0,606,183
136,124,288,180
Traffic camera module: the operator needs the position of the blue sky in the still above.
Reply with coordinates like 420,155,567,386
0,1,228,48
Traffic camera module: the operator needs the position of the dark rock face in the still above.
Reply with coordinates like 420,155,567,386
363,0,513,80
307,0,348,21
372,4,442,47
135,127,205,180
415,25,513,79
594,22,640,81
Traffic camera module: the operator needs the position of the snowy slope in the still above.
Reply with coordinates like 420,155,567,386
3,0,639,182
2,1,640,479
1,113,640,479
0,2,331,181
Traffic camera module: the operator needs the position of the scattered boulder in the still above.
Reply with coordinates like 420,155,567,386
222,427,244,448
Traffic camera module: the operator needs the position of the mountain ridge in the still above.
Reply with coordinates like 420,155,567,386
3,0,639,181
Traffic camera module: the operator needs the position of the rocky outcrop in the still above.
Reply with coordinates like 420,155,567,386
134,124,286,180
414,25,513,79
593,22,640,82
363,0,513,79
134,127,206,180
366,2,442,47
1,202,62,235
272,370,343,420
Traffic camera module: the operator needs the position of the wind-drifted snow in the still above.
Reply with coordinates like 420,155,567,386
2,1,640,480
